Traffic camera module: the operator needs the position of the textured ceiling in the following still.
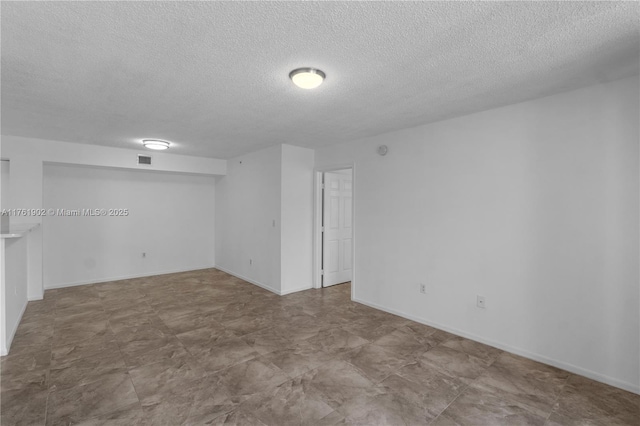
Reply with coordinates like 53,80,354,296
2,1,639,159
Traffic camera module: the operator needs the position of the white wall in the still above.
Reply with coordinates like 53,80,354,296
3,236,28,354
0,239,5,355
315,76,640,393
1,136,225,297
4,153,43,300
281,145,315,295
0,159,30,355
0,160,6,354
0,160,9,232
215,144,315,295
215,145,282,293
43,164,216,288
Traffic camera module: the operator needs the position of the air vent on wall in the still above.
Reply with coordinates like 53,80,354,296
138,154,152,165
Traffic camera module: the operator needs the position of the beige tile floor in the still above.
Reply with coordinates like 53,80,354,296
1,268,638,425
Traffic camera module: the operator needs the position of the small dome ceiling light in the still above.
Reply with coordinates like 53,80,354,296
289,68,326,89
142,139,170,150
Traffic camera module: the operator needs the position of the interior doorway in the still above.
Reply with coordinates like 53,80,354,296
316,168,353,289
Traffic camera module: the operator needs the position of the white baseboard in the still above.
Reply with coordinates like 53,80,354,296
214,265,312,296
353,297,640,395
44,265,217,290
214,265,280,296
281,284,313,295
3,298,28,356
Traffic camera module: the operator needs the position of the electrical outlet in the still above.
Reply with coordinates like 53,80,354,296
249,259,252,265
477,295,486,309
420,284,426,294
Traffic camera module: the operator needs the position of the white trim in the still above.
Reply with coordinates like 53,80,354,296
313,170,323,290
313,164,356,299
214,265,280,296
315,164,356,173
280,284,313,296
350,165,357,300
44,264,313,297
0,240,6,356
215,265,312,296
3,298,28,356
353,297,640,395
44,265,216,290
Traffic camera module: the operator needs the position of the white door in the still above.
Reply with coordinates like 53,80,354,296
322,171,352,287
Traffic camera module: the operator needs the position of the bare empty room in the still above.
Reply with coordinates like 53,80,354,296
0,2,638,425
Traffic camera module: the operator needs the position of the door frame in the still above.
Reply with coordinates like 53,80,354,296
313,164,356,299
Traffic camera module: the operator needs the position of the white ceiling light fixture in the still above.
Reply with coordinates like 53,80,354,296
289,68,326,89
142,139,170,150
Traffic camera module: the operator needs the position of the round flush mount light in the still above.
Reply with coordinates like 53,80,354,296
142,139,170,150
289,68,326,89
377,145,388,156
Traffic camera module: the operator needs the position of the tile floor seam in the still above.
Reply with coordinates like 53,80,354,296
463,367,558,423
42,298,57,426
105,305,145,420
427,376,475,425
43,347,53,426
542,374,572,423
